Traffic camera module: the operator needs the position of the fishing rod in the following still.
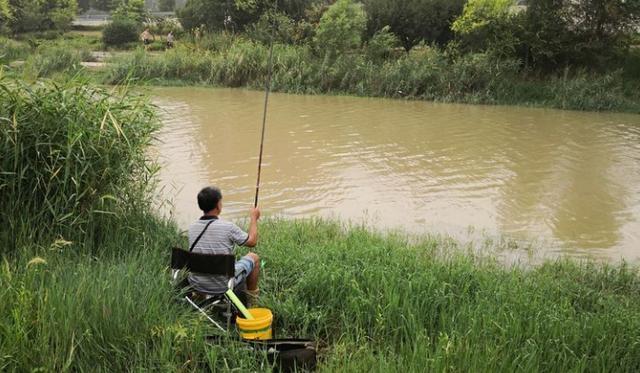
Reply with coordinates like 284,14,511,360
254,0,278,208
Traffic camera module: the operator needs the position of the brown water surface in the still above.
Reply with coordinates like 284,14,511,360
153,87,640,262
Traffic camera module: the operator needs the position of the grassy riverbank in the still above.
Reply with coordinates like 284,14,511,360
2,218,640,371
2,77,640,371
101,37,640,113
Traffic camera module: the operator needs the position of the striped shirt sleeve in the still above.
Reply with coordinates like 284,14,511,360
230,223,249,246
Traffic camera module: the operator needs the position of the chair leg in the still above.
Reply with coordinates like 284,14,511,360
185,296,226,333
226,301,231,331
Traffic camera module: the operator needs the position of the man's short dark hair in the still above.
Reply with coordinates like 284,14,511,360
198,186,222,212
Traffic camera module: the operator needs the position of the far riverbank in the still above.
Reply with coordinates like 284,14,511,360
3,33,640,114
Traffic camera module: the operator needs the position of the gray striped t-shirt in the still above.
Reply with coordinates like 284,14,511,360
187,217,249,294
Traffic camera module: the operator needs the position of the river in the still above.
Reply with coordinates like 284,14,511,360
152,86,640,262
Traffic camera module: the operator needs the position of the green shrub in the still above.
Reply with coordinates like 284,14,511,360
314,0,367,56
364,0,465,51
365,25,400,61
5,0,77,34
103,18,140,46
147,16,184,37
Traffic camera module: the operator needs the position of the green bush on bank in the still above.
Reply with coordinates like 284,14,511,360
103,18,141,46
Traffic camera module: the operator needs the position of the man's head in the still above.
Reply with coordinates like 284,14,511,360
198,186,222,214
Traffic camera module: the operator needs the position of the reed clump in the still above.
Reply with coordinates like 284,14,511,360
0,77,158,255
20,45,94,79
0,37,31,63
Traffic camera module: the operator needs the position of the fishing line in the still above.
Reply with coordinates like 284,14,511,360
254,0,278,208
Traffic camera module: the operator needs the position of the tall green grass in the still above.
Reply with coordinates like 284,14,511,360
21,45,91,79
0,77,158,255
2,219,640,371
258,220,640,371
0,37,31,63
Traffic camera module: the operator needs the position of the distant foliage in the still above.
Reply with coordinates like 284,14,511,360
365,25,399,61
148,16,183,36
452,0,521,60
0,0,12,33
313,0,366,56
178,0,255,32
112,0,148,24
246,11,296,44
103,18,141,45
452,0,514,36
157,0,175,11
363,0,465,51
6,0,77,33
453,0,640,71
89,0,112,11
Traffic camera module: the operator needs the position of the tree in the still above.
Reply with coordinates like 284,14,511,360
452,0,523,59
363,0,466,51
7,0,77,33
452,0,640,71
520,0,574,69
235,0,323,20
245,11,296,44
111,0,148,23
365,25,400,60
567,0,640,66
313,0,366,55
178,0,256,31
0,0,12,33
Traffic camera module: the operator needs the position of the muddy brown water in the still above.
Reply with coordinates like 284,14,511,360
152,87,640,262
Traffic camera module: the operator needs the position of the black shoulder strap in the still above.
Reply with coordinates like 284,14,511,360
189,219,216,252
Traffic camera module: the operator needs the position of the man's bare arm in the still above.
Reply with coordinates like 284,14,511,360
244,207,260,247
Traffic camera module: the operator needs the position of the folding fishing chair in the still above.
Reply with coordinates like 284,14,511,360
170,247,245,332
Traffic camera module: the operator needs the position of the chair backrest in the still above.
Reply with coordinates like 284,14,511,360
171,247,235,278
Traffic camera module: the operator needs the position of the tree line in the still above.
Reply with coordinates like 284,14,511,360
178,0,640,71
1,0,639,72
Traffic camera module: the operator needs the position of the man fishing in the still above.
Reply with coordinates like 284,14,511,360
188,186,261,306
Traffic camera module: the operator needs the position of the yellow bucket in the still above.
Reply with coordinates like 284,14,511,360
236,308,273,340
